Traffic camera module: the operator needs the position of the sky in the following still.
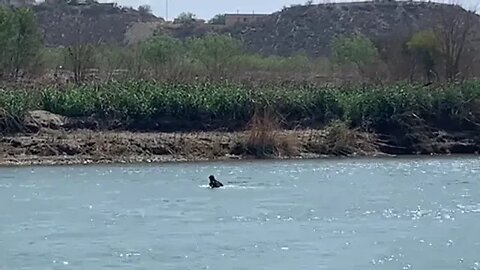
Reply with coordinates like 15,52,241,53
99,0,329,20
99,0,477,20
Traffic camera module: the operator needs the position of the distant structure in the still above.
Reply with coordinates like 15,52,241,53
224,13,268,27
0,0,34,7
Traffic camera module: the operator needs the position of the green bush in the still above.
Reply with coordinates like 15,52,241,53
186,34,243,76
331,34,378,66
140,35,184,74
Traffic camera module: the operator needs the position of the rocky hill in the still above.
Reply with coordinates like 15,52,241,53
221,1,480,57
33,1,163,47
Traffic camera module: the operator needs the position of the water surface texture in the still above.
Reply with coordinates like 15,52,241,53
1,157,480,270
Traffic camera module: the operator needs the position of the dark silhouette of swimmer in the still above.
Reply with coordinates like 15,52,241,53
209,175,224,188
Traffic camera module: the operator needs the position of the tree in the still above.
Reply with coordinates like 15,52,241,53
64,44,95,84
10,8,42,78
331,34,378,78
331,34,379,79
434,5,477,81
0,7,41,79
140,35,183,77
175,12,196,24
208,14,225,25
407,30,440,81
138,5,152,16
0,8,15,77
187,34,242,76
63,17,97,84
95,45,129,81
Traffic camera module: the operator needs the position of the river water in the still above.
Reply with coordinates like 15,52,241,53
0,157,479,270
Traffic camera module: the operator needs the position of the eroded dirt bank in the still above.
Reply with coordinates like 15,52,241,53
1,110,479,166
1,130,479,167
0,129,363,166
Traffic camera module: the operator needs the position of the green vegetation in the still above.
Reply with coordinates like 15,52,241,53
208,14,226,25
140,35,183,77
1,81,479,135
31,33,332,83
407,30,440,80
187,34,243,76
1,4,474,85
407,30,439,53
0,5,378,84
331,34,378,68
0,7,41,79
174,12,197,24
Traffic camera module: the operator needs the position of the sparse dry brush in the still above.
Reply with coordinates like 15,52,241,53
321,121,379,156
242,109,300,158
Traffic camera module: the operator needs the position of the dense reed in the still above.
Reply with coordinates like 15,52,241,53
1,80,479,133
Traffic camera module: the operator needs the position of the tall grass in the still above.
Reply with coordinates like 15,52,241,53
0,89,39,132
0,81,479,134
37,81,344,130
244,109,284,157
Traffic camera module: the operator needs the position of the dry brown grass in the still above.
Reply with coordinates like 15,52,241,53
306,121,379,156
0,108,24,134
243,109,300,158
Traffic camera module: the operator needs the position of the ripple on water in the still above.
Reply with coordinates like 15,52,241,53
456,203,480,213
198,184,264,190
39,195,74,201
1,158,479,269
12,197,32,202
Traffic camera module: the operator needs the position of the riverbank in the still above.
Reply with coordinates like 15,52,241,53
1,81,479,166
1,124,479,166
0,125,377,166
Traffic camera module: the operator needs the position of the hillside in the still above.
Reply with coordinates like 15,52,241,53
32,1,163,47
221,1,480,57
28,1,480,59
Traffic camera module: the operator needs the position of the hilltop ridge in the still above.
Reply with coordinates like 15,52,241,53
32,0,162,46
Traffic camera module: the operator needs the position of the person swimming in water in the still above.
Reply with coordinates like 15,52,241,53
209,175,224,189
